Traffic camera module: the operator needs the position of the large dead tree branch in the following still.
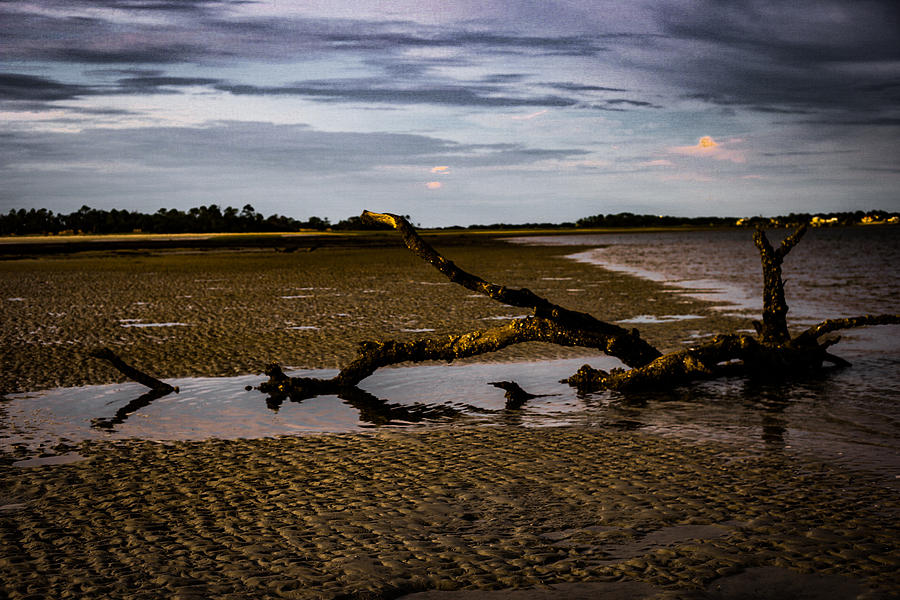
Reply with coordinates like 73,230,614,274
260,315,662,400
360,211,661,368
256,212,898,405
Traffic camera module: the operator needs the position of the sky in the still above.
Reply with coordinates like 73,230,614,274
1,0,899,227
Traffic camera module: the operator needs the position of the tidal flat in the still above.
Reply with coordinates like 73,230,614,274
1,236,898,599
0,238,744,393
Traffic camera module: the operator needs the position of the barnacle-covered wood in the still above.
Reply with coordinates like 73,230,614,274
566,334,755,392
361,210,661,368
261,212,900,404
260,316,663,400
752,224,807,345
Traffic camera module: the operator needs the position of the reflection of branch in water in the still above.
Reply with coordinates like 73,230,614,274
260,367,462,426
88,347,177,429
338,386,461,426
92,388,171,430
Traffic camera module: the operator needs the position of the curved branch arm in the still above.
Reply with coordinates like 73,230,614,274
776,223,808,259
566,334,759,392
795,314,900,344
360,210,661,367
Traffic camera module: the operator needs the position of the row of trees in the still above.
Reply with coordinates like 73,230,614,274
0,205,389,236
2,206,897,236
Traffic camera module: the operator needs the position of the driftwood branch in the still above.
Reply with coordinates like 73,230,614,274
89,347,176,393
260,315,658,400
360,211,661,368
795,315,900,344
259,212,899,406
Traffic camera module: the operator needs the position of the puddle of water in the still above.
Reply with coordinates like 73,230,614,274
482,315,531,320
616,314,704,324
13,452,86,468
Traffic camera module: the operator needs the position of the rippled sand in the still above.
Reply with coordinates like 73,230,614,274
2,239,896,599
2,427,896,599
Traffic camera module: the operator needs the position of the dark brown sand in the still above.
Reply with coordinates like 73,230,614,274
2,428,896,599
1,239,896,599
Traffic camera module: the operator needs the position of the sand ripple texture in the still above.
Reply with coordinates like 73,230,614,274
0,244,744,393
2,427,897,599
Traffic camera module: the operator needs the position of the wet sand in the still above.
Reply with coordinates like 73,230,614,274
1,238,897,598
0,239,744,393
2,428,897,599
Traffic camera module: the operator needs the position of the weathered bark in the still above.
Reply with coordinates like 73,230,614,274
260,315,661,400
565,334,757,392
795,315,900,344
360,211,661,368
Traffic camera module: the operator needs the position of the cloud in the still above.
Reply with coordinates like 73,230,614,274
668,136,746,163
638,159,673,167
430,166,450,173
510,109,548,120
0,73,93,101
214,81,581,108
425,181,442,189
0,121,588,175
653,0,900,120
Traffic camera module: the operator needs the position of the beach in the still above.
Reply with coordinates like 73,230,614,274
1,235,898,599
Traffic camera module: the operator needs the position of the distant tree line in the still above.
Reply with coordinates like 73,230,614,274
1,205,897,236
0,205,395,236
